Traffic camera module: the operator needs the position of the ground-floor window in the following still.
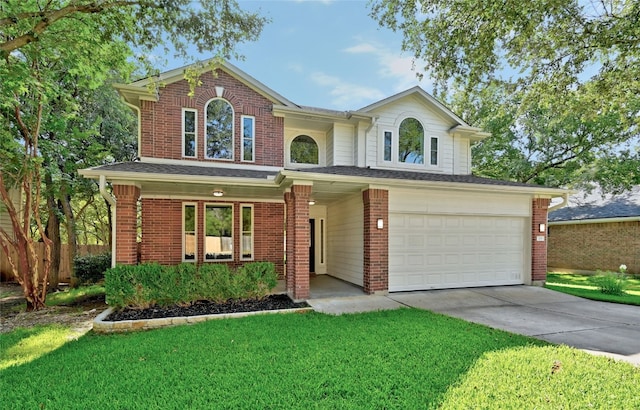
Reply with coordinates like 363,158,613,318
205,204,233,260
183,203,197,262
241,204,253,260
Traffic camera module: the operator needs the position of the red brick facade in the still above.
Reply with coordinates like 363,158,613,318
285,184,312,300
363,189,389,294
548,221,639,274
139,198,285,276
531,198,551,283
113,184,140,265
140,70,284,167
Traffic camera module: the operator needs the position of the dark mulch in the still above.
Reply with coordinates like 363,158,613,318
106,294,310,322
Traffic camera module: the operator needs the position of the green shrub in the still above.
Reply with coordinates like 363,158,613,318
105,262,278,308
73,252,112,286
589,270,628,296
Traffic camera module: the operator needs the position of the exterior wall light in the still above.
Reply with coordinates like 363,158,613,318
539,223,546,232
212,190,224,197
377,218,384,229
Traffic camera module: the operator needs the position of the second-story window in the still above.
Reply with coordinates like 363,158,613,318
205,99,234,160
398,118,424,164
290,135,318,164
182,109,197,158
241,116,255,162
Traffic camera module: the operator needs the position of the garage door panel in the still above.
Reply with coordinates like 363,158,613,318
390,214,526,291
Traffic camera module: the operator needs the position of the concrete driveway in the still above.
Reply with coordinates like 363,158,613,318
308,285,640,365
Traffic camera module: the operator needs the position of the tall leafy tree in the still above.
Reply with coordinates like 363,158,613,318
370,0,640,191
0,0,267,310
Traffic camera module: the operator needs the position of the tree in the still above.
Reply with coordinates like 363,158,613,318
0,0,267,310
370,0,640,191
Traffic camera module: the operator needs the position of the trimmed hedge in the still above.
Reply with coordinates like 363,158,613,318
105,262,278,309
73,252,112,286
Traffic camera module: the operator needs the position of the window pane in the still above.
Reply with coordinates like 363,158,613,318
206,100,233,159
241,206,253,259
205,205,233,260
184,133,195,157
243,117,254,161
398,118,424,164
184,205,195,261
384,131,392,161
184,110,195,133
430,137,438,165
290,135,318,164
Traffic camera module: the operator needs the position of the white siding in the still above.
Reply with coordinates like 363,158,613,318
366,95,458,174
327,193,363,286
389,188,531,217
326,129,334,166
332,123,355,166
453,137,471,175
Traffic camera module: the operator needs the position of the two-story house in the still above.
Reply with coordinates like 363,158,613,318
80,61,566,300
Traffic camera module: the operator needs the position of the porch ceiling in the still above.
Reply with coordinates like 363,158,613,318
140,180,284,201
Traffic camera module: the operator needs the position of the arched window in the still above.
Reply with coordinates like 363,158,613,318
290,135,319,164
398,118,424,164
205,99,234,160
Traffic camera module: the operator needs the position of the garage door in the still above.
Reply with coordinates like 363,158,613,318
389,213,526,291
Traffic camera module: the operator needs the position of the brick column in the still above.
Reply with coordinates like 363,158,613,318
531,198,551,285
113,184,140,265
285,184,311,301
363,188,389,294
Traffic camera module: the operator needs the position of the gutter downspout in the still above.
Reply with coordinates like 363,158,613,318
99,175,117,268
548,192,569,212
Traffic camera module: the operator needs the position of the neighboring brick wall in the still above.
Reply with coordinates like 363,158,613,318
531,198,551,283
363,189,389,294
548,221,639,274
113,185,140,265
139,198,285,276
139,69,284,167
285,185,311,300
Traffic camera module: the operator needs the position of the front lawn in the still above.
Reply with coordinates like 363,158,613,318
1,309,638,409
546,273,640,306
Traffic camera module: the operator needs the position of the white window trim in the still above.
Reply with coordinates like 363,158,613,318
204,98,234,161
382,129,393,162
204,202,234,262
182,202,197,263
182,108,197,158
240,204,254,261
429,136,440,166
241,115,255,163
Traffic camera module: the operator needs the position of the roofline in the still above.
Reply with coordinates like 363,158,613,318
276,169,568,197
359,86,469,126
272,105,376,122
78,168,278,187
116,59,296,108
549,216,640,225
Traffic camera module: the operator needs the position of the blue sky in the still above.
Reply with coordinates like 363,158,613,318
163,0,430,111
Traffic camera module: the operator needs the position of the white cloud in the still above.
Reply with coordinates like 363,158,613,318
309,72,385,109
343,41,432,93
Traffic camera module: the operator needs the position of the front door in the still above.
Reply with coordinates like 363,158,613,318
309,219,316,273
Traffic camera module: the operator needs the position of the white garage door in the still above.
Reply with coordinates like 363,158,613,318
389,213,526,291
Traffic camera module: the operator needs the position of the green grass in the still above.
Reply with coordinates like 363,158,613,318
546,273,640,306
0,325,78,370
46,284,105,307
1,309,638,409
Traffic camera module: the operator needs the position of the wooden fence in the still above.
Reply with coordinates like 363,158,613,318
0,244,109,283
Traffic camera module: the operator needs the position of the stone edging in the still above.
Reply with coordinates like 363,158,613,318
93,306,314,333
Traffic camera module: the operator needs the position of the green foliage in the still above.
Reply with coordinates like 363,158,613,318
545,273,640,306
2,309,638,408
73,253,112,286
590,270,629,296
370,0,640,193
105,262,278,308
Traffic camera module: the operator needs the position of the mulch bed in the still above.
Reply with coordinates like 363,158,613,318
106,294,310,322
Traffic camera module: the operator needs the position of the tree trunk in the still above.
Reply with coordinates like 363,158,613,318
44,172,62,291
60,185,78,283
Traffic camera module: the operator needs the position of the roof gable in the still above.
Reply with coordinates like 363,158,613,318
115,59,296,108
